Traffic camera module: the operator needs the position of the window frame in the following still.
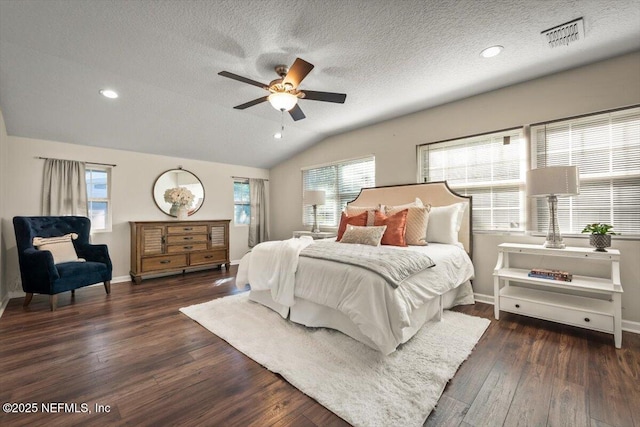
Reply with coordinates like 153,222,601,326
85,166,112,233
530,105,640,236
418,128,527,232
233,179,251,226
417,105,640,238
301,155,375,228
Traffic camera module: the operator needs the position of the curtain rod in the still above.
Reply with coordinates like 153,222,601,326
35,156,117,167
231,176,268,181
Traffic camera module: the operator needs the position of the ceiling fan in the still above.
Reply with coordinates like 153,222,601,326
218,58,347,121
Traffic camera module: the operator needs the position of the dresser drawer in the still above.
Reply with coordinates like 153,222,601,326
190,249,227,266
167,225,207,234
166,243,208,253
166,234,208,244
142,254,187,272
500,295,614,333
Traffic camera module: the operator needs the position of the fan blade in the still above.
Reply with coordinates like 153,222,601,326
289,104,306,121
303,90,347,104
218,71,268,89
283,58,314,89
233,96,268,110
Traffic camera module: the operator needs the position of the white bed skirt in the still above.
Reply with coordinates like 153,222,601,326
248,281,475,352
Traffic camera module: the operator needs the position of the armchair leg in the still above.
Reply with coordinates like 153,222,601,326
50,295,58,311
104,281,111,295
71,289,75,298
23,293,33,307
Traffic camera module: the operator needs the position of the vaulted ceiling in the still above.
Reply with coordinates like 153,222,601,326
1,0,639,168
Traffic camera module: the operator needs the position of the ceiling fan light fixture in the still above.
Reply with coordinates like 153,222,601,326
268,92,298,111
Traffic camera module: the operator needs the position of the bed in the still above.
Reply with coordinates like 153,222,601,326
236,182,475,355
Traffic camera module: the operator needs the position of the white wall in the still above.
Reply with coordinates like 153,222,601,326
269,51,640,324
0,110,8,310
1,131,268,294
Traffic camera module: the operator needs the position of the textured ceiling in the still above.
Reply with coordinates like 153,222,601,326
0,0,639,168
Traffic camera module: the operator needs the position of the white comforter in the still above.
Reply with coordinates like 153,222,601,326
236,240,475,354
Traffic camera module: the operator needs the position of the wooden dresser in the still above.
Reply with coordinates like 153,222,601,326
129,220,230,284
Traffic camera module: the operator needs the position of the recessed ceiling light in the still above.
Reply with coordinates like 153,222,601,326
480,45,503,58
99,89,118,99
274,132,283,139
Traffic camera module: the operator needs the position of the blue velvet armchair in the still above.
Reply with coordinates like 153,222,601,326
13,216,112,311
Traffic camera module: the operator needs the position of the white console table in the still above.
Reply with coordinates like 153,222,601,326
493,243,623,348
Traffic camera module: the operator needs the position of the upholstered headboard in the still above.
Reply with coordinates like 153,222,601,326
347,182,473,257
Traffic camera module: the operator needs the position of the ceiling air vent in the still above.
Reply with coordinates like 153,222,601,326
541,18,584,48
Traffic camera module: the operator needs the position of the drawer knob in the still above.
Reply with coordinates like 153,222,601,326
204,255,213,259
515,304,520,308
160,260,171,264
184,246,193,250
584,318,590,322
183,227,193,231
183,237,193,240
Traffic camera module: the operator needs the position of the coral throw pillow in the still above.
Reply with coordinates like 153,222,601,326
337,211,368,241
374,209,409,247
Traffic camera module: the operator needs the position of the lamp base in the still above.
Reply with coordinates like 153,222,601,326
311,204,320,233
543,195,566,249
543,240,566,249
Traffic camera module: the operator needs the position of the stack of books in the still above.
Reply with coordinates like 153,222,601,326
528,268,573,282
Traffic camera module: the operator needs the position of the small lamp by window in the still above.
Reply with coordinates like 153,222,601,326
303,190,326,233
527,166,580,249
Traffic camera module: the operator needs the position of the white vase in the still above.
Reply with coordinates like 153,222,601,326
177,205,188,220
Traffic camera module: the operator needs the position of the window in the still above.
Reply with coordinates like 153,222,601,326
302,156,375,227
86,167,111,232
531,107,640,235
418,129,526,231
234,180,250,225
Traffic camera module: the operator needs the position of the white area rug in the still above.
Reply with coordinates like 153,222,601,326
180,292,490,427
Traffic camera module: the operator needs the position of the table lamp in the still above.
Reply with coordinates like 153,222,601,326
527,166,580,249
303,190,326,233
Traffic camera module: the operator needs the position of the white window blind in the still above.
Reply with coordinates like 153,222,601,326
419,129,525,231
531,107,640,235
302,156,375,227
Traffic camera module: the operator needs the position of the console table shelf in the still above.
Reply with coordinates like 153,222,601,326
493,243,623,348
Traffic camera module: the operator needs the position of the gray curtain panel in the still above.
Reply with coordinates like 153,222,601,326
42,159,88,216
248,178,269,247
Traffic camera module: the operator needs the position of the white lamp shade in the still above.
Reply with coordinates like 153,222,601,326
527,166,580,197
303,190,326,205
268,92,298,111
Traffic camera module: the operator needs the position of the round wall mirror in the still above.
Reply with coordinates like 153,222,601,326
153,168,205,217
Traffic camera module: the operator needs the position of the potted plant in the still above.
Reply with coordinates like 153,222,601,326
581,223,618,252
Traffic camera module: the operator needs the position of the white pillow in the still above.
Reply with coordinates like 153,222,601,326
340,225,387,246
426,202,466,244
33,233,84,264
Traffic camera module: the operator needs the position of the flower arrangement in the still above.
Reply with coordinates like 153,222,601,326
164,187,195,208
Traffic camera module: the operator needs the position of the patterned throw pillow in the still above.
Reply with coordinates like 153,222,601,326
345,205,381,226
386,204,431,246
374,209,409,247
32,233,83,264
340,225,387,246
337,211,368,241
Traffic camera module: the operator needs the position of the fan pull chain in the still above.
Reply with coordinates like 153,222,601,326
274,110,284,139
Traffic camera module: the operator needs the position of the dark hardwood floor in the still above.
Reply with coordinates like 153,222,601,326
0,267,638,427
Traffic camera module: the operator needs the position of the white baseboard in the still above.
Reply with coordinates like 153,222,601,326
473,292,639,335
622,319,640,335
473,292,494,305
